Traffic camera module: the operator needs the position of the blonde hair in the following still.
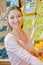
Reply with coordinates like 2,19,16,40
7,6,23,15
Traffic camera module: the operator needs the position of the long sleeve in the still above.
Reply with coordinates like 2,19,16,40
4,34,43,65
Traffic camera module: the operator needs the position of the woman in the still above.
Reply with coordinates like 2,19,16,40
4,6,43,65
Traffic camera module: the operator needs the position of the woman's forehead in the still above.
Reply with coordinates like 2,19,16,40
8,9,22,16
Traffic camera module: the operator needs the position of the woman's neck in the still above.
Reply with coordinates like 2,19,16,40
11,28,23,36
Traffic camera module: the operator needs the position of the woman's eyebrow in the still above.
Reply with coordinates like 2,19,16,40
10,15,14,17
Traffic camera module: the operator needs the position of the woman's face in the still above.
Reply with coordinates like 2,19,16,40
8,9,23,29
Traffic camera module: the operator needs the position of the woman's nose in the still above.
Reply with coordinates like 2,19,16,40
14,17,18,22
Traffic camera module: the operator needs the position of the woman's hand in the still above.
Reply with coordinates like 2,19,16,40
35,50,43,57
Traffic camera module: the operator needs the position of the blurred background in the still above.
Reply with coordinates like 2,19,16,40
0,0,43,65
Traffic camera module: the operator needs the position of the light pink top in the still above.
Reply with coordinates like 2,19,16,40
4,33,43,65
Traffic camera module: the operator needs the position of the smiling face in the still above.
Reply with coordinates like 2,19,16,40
8,9,23,30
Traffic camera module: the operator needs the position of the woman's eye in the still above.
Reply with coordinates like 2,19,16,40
18,15,21,17
10,17,14,19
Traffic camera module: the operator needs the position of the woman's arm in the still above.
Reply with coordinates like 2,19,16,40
24,29,35,54
4,35,43,65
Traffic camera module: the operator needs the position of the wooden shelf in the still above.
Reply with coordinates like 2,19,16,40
0,59,11,65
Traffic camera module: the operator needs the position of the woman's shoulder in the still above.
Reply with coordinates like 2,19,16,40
23,28,31,40
23,28,30,36
4,33,12,40
23,28,29,33
4,33,15,44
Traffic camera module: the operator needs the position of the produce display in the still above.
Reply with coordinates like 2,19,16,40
23,1,43,62
34,41,43,62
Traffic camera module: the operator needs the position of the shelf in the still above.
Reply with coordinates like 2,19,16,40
0,59,11,65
